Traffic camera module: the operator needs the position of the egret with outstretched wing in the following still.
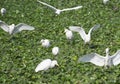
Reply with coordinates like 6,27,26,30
0,20,35,35
78,48,120,68
37,0,82,15
69,24,100,44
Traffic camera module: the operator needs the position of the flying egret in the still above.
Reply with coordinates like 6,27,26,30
35,59,59,72
69,24,100,44
103,0,109,4
1,8,6,16
37,0,83,15
0,20,35,35
78,48,120,68
40,39,50,48
52,47,59,56
64,29,73,40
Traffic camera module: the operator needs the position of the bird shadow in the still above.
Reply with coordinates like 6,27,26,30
83,43,99,49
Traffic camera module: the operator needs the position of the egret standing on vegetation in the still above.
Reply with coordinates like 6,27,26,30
69,24,100,44
52,47,59,56
35,59,59,72
78,48,120,68
0,20,35,35
37,0,83,15
64,29,73,40
1,8,6,16
40,39,50,48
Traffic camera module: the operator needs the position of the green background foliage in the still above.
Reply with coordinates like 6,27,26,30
0,0,120,84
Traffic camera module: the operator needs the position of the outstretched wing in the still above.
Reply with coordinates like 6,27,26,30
78,53,105,66
61,6,82,11
13,23,35,34
111,50,120,66
0,20,9,32
88,24,100,35
37,0,57,10
69,26,87,41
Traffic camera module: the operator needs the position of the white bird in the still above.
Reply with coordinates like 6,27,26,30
78,48,120,68
103,0,109,4
35,59,59,72
52,47,59,56
0,20,35,35
69,24,100,44
37,0,83,15
40,39,50,48
64,29,73,40
1,8,6,16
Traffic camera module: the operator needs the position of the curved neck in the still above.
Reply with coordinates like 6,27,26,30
105,48,109,58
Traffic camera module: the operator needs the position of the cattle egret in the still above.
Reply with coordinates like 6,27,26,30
64,29,73,40
37,0,82,15
103,0,109,4
69,24,100,44
1,8,6,16
52,47,59,55
35,59,59,72
0,20,35,35
78,48,120,68
40,39,50,48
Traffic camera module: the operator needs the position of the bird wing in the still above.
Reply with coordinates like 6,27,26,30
0,20,9,32
88,24,100,35
35,59,52,72
61,6,83,12
12,23,35,34
37,0,57,10
111,50,120,66
78,53,105,66
69,26,87,41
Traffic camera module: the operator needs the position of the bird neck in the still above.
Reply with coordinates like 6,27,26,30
105,48,109,58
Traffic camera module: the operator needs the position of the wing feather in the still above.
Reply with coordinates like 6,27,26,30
12,23,35,34
61,6,82,11
78,53,105,66
0,20,9,32
88,24,100,35
35,59,52,72
69,26,87,41
69,26,86,40
111,50,120,66
37,0,57,10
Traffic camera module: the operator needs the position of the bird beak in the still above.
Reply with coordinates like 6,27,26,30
56,63,59,66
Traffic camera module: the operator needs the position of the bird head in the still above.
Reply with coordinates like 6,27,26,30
105,48,109,55
64,29,69,33
51,60,59,68
40,39,44,43
1,8,6,16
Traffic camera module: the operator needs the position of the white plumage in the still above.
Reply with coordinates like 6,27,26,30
1,8,6,16
40,39,50,48
35,59,59,72
69,24,100,44
0,20,35,35
78,48,120,68
52,47,59,56
64,29,73,40
37,0,82,15
103,0,109,4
